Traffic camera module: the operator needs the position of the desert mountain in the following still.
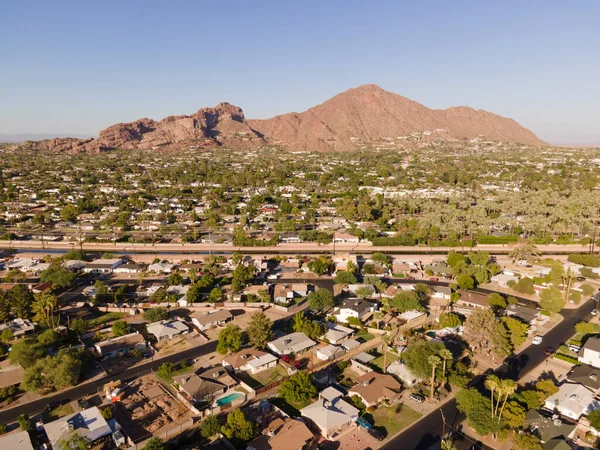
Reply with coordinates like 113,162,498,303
24,103,263,153
248,84,546,149
23,84,545,153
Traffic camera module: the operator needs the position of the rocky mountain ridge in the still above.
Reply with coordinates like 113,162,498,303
22,85,546,153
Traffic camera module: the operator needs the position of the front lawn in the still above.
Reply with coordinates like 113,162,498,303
369,403,421,438
356,329,375,341
372,351,401,371
270,396,312,417
238,364,288,390
88,312,125,328
43,403,75,423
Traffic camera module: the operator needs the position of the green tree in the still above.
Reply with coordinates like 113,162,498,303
37,329,59,347
61,204,79,222
231,264,256,293
501,317,529,348
221,409,258,442
308,288,334,311
112,320,129,337
455,388,500,436
143,307,169,322
371,252,391,267
216,324,243,355
488,293,507,311
168,271,183,286
71,318,89,334
491,321,512,358
456,273,475,290
32,291,60,328
208,287,223,303
463,308,496,353
513,432,542,450
439,312,462,328
509,242,540,263
40,265,75,289
157,362,175,380
428,355,441,398
200,415,221,438
535,379,558,398
588,408,600,431
246,311,272,349
9,339,45,368
402,339,446,379
355,286,373,299
582,283,595,297
0,329,13,343
447,251,467,269
58,433,91,450
142,437,166,450
8,284,34,319
278,371,318,405
18,414,32,431
539,286,564,314
21,350,82,392
334,271,357,284
389,291,425,312
307,257,331,276
575,321,596,336
94,280,109,296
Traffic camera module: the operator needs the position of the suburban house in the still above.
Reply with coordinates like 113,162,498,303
30,281,53,294
347,372,402,407
222,348,278,375
173,365,238,404
453,290,490,315
246,417,313,450
423,263,453,278
505,303,549,330
350,352,376,376
0,430,33,450
579,337,600,369
192,309,233,331
113,261,146,274
332,253,359,273
391,262,411,276
491,273,520,288
333,298,377,324
273,283,309,304
83,258,123,274
523,409,576,444
148,260,177,274
267,332,316,356
316,344,345,361
94,332,147,359
386,360,419,387
342,339,360,352
147,319,189,341
300,387,359,440
432,285,452,301
43,407,115,449
345,284,376,296
332,231,360,244
544,382,600,420
324,323,354,345
568,364,600,394
0,318,36,337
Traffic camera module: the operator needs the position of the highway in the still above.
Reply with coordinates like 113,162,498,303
0,239,592,255
381,296,595,450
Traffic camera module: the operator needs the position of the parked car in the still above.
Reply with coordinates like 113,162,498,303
408,393,425,404
592,309,598,316
406,277,415,281
429,277,439,282
545,347,555,355
569,344,581,353
531,336,543,345
577,276,586,282
368,428,384,441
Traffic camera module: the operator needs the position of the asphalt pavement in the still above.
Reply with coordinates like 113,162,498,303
381,296,595,450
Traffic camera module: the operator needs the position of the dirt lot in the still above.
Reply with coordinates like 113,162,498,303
116,374,193,442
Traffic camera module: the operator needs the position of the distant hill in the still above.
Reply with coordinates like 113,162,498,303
19,85,546,153
0,133,92,143
248,84,546,150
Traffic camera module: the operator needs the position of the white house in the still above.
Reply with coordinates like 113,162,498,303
191,309,233,331
0,318,36,337
333,298,377,324
148,261,177,274
300,387,358,439
83,258,123,274
113,261,145,274
332,231,360,244
267,332,316,356
386,360,419,387
544,382,600,420
324,323,354,345
0,430,33,450
43,407,114,449
147,320,189,341
579,337,600,369
316,344,345,361
222,348,278,375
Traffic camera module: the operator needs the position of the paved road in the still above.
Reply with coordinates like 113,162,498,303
0,240,591,255
381,296,595,450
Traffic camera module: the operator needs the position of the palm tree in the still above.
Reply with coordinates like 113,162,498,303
33,291,59,329
497,379,517,422
439,348,453,378
382,332,392,373
484,374,501,418
428,355,441,399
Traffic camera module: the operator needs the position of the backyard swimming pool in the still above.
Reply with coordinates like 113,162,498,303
215,392,244,406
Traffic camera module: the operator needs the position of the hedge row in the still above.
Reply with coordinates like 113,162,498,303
554,353,580,365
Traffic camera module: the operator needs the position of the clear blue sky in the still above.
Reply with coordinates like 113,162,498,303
2,1,599,145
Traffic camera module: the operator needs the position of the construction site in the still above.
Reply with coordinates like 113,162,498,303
107,375,195,445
